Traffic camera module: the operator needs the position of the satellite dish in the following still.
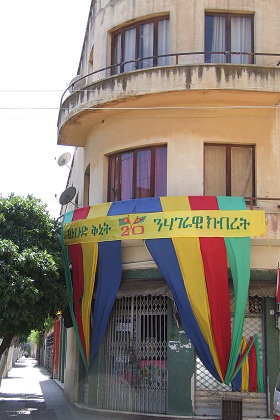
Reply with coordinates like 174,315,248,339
57,152,71,167
59,187,76,205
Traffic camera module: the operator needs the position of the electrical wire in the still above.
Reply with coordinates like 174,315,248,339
0,105,279,111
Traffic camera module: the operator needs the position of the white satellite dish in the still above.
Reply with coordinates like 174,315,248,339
57,152,71,167
59,187,76,205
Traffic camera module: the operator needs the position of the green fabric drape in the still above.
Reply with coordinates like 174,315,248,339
217,196,250,384
61,211,89,371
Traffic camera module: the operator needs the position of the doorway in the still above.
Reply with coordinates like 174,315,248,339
104,294,167,414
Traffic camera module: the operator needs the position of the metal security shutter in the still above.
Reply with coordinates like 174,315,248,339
104,295,168,414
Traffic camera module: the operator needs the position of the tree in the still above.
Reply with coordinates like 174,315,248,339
0,194,67,363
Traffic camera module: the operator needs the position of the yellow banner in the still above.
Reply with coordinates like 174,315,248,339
63,210,266,245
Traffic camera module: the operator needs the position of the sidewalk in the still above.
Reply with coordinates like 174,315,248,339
0,357,270,420
0,357,115,419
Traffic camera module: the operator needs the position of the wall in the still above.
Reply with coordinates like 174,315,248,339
265,297,279,417
167,299,195,416
64,328,80,404
77,0,280,77
63,98,280,272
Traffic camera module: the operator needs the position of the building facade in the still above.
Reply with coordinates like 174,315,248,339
57,1,280,418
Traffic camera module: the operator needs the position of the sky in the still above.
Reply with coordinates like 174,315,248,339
0,1,92,218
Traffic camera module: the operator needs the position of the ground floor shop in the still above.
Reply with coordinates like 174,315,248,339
65,273,278,419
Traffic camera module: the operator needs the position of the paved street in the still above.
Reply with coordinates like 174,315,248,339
0,357,116,420
0,357,269,420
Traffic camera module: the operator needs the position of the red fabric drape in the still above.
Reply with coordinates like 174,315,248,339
72,207,91,221
68,207,91,357
52,319,61,378
68,244,86,356
249,340,258,392
188,196,231,379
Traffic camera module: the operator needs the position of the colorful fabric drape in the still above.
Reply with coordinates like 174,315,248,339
61,210,88,369
231,335,264,392
188,196,231,380
62,203,122,369
61,195,265,386
217,196,251,384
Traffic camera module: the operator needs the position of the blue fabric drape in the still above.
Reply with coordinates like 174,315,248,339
109,197,220,380
109,197,162,214
90,199,162,368
232,365,242,391
145,238,221,381
89,240,122,368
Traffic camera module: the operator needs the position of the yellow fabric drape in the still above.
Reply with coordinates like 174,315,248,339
81,242,98,362
241,337,249,392
160,197,223,380
87,202,111,218
81,202,111,362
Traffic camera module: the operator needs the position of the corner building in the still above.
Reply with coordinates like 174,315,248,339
57,1,280,418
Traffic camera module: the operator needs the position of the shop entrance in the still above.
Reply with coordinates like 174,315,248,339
104,294,167,414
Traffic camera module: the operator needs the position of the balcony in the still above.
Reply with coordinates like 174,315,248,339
247,197,280,247
57,52,280,147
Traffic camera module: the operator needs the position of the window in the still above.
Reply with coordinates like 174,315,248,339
108,146,167,201
84,164,90,206
112,17,170,74
88,47,94,74
204,144,255,197
205,13,253,64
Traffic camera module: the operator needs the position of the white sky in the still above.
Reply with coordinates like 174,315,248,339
0,1,92,218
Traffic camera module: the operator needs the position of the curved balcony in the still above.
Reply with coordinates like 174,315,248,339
57,52,280,147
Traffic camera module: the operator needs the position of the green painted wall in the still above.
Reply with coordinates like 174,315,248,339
265,297,279,418
88,339,106,408
167,299,195,416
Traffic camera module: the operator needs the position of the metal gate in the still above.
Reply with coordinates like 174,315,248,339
194,296,267,418
104,295,167,414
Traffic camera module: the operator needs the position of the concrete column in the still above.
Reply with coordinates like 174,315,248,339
64,327,80,404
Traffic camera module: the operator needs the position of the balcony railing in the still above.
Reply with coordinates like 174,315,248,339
245,198,280,241
60,51,280,106
245,197,280,210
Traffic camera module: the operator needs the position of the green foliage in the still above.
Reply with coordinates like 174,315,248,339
44,316,54,332
28,330,40,344
0,194,67,342
0,194,60,254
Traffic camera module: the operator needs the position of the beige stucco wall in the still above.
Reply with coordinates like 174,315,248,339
77,0,280,78
68,99,279,202
61,0,280,272
63,95,280,271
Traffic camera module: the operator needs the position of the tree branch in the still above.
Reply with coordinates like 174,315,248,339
0,334,14,358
